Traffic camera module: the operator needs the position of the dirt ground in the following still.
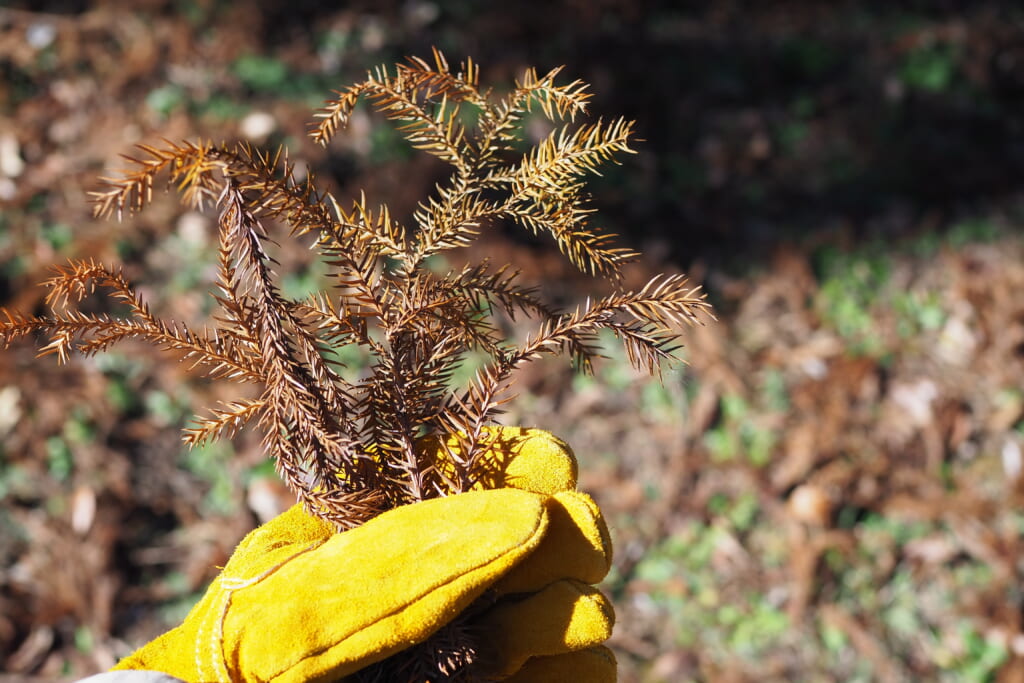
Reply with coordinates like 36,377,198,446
3,2,1024,681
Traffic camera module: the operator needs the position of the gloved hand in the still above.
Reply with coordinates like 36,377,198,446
110,427,616,682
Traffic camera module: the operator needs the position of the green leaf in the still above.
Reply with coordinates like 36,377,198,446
234,55,289,92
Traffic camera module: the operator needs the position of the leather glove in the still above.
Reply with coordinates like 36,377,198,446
110,427,616,682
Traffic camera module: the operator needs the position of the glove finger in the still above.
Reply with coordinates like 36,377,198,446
424,427,578,495
492,491,611,595
501,646,617,683
477,427,578,495
222,503,335,578
475,579,614,679
223,488,550,682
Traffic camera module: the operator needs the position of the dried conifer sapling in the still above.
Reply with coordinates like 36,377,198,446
0,49,713,531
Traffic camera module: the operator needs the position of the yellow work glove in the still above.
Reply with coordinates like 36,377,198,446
111,427,616,682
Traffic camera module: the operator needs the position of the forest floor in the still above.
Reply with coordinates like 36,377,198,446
2,3,1024,681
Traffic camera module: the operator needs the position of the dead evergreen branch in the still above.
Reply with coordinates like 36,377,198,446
0,49,713,529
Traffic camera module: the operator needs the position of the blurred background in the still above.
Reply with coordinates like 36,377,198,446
2,1,1024,680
